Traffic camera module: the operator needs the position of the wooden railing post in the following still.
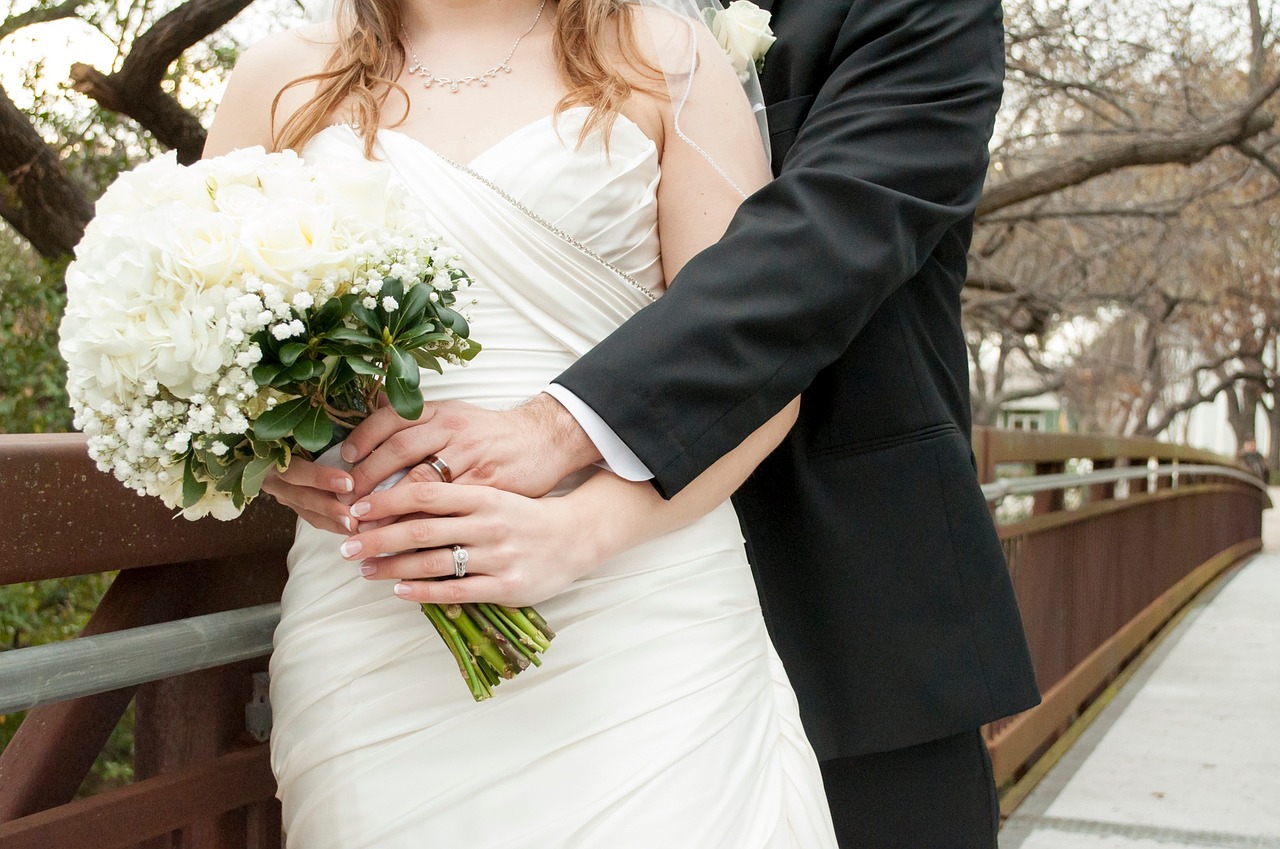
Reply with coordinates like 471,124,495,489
0,567,187,821
1088,458,1116,503
1032,461,1066,515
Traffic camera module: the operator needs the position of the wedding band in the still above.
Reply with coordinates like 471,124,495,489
451,545,469,578
426,454,453,483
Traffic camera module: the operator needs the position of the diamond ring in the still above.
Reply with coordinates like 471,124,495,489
451,545,469,578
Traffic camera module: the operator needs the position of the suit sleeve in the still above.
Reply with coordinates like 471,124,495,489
554,0,1005,497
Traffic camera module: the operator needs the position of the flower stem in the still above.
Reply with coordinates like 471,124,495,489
422,603,490,701
446,604,516,680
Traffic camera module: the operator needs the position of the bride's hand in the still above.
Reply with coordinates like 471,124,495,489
337,481,604,608
262,458,356,535
341,395,600,502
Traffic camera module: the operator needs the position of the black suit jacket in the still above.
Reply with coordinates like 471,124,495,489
557,0,1040,761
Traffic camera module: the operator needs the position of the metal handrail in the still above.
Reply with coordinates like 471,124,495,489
980,462,1270,502
0,603,280,715
0,463,1266,716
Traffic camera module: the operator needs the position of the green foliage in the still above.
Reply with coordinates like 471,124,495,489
0,573,127,790
0,238,71,433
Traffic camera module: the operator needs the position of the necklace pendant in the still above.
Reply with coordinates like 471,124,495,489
479,78,488,87
449,82,460,93
501,63,512,74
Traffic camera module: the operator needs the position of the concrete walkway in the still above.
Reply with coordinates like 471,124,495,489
1001,489,1280,849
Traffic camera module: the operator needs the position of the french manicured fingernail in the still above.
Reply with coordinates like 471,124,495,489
350,501,371,518
339,540,362,558
393,582,411,597
358,562,376,576
341,517,353,533
336,476,353,493
341,443,358,463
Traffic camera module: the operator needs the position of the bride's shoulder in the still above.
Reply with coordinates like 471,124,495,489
204,23,338,157
237,22,338,78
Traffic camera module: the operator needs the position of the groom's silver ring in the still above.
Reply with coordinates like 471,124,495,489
426,454,453,483
451,545,469,578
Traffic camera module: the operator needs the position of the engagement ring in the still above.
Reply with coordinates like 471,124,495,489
451,545,469,578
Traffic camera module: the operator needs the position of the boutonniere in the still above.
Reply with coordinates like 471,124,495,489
704,0,777,82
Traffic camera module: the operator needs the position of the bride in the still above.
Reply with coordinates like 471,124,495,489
204,1,837,845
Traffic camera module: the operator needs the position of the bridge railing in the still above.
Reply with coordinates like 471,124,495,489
973,427,1270,787
0,429,1269,846
0,433,294,849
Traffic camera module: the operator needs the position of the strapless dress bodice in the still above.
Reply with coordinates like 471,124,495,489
303,106,663,410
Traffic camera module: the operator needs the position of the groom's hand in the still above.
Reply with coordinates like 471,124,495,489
342,393,602,501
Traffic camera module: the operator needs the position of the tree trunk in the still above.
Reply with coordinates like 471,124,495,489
0,86,92,258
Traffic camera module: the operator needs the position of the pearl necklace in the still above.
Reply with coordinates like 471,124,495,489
402,0,547,93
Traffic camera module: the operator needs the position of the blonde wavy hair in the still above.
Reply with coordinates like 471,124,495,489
272,0,656,157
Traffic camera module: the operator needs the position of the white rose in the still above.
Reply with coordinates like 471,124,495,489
239,203,347,291
707,1,776,82
195,146,300,193
95,151,212,216
310,158,397,234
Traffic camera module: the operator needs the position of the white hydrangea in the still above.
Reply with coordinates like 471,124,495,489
61,146,472,521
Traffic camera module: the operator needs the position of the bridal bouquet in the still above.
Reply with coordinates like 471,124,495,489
59,146,551,700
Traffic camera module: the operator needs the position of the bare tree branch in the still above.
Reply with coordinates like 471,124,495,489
69,0,255,162
0,0,88,42
1234,140,1280,184
978,74,1280,216
1146,367,1269,436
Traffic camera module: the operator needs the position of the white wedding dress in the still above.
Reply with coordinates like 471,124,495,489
270,107,838,848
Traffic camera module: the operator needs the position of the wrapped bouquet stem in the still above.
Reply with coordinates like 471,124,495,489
59,146,551,700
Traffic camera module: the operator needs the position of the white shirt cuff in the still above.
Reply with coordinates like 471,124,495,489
544,384,654,482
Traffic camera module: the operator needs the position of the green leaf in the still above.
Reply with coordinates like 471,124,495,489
381,276,404,303
279,342,308,367
249,328,277,357
411,349,444,373
294,403,333,453
385,374,424,421
399,282,434,322
457,339,482,362
326,327,379,346
215,457,249,493
344,356,383,377
251,363,282,386
242,456,275,499
435,305,470,337
396,319,439,350
387,347,420,388
253,397,311,441
284,359,325,383
351,302,382,334
182,455,207,509
310,297,345,333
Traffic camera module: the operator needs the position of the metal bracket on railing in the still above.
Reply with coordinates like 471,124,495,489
245,671,272,742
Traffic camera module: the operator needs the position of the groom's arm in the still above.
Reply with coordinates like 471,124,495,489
340,0,1004,501
554,0,1005,496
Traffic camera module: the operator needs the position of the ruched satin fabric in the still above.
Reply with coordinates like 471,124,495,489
271,109,838,848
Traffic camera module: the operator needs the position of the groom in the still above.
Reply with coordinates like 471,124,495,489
346,0,1038,844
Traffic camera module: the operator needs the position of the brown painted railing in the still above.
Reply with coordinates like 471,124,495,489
973,426,1270,786
0,429,1269,847
0,434,294,848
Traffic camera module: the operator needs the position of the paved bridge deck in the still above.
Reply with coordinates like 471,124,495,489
1001,489,1280,848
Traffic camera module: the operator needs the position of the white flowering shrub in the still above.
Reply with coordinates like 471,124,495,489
59,147,476,520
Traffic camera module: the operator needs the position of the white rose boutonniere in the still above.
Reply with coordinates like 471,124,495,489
704,0,777,82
